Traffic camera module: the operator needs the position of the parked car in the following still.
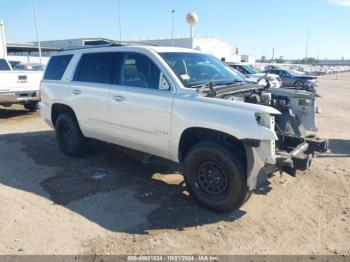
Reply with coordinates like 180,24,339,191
0,58,43,111
14,63,46,71
40,45,327,212
266,68,318,91
227,66,269,87
227,63,282,88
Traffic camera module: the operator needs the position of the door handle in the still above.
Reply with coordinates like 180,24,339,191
112,95,125,102
72,89,81,95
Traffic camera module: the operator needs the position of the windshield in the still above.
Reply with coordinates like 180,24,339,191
241,64,257,74
160,52,244,88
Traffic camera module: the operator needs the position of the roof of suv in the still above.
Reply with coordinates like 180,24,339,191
57,45,199,56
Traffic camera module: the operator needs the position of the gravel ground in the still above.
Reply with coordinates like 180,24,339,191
0,73,349,255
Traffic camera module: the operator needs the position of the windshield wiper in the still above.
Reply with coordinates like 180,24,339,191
216,79,245,85
196,81,217,97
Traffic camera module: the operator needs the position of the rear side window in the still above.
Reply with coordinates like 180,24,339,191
44,55,73,80
0,59,11,71
74,52,118,84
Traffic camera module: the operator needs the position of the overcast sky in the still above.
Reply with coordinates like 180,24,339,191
0,0,349,59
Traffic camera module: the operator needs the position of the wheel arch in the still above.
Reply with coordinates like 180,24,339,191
178,127,247,175
51,103,79,128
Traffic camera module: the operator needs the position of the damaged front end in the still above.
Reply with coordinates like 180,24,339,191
210,82,328,187
274,132,328,176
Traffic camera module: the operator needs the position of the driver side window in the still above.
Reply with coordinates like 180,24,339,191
120,53,161,89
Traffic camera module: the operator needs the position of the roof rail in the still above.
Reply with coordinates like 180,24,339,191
62,41,159,52
111,41,159,46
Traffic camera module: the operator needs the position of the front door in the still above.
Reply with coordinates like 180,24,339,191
109,52,174,158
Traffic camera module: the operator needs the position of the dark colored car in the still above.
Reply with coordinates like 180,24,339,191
266,68,318,91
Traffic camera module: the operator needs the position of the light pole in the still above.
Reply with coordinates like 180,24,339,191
32,0,42,64
118,0,122,42
305,31,310,62
171,9,175,46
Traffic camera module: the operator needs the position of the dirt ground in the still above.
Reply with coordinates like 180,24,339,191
0,73,349,255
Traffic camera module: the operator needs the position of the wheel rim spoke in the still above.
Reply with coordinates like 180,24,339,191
196,160,229,198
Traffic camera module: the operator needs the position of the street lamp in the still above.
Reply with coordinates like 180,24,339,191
171,9,175,46
118,0,122,42
305,31,310,62
32,0,42,64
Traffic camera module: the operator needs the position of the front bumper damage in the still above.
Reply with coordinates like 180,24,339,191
275,134,328,176
244,134,328,190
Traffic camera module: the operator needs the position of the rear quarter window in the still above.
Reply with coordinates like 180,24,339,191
43,55,73,80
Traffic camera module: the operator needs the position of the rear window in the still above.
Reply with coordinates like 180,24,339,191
43,55,73,80
73,52,118,84
0,59,11,71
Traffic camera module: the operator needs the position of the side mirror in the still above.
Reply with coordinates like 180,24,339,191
159,72,170,90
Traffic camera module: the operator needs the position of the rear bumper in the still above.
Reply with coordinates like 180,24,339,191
0,90,40,104
39,101,54,128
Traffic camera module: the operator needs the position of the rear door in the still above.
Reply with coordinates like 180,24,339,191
109,52,174,158
70,52,115,139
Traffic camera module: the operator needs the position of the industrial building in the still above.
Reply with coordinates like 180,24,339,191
1,16,255,65
33,36,254,64
0,19,59,64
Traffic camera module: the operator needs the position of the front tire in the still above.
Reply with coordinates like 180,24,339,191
184,141,247,212
23,101,38,111
55,114,89,157
293,80,305,89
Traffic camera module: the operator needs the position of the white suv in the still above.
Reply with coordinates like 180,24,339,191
40,45,326,212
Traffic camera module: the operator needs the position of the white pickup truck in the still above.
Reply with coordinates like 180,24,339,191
0,58,43,111
40,45,327,212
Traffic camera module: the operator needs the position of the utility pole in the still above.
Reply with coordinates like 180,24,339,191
305,31,310,62
171,9,175,46
33,0,42,64
118,0,122,42
272,46,275,61
0,19,7,57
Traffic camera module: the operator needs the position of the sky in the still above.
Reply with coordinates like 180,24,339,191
0,0,349,59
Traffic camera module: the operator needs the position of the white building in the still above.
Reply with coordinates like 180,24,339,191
1,17,251,65
34,37,242,63
133,37,241,63
241,54,256,64
37,38,113,49
0,19,59,64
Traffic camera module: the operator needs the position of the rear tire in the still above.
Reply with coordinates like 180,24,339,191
23,101,38,112
55,114,89,157
184,141,247,212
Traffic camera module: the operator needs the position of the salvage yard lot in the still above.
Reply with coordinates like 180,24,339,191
0,73,349,255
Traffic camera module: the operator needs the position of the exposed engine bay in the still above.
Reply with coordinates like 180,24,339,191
201,83,328,176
